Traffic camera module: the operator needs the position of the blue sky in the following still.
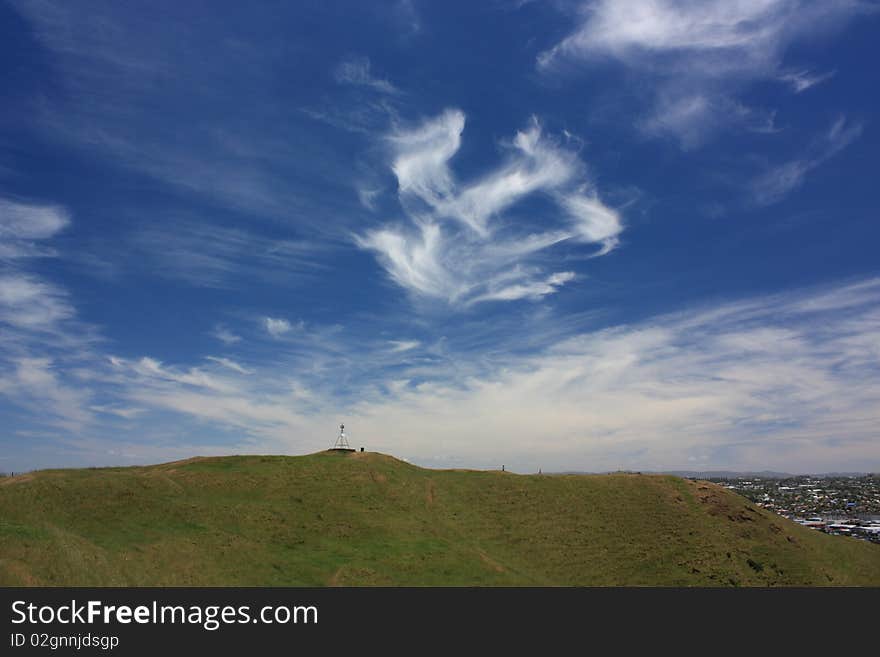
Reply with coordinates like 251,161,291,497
1,0,879,473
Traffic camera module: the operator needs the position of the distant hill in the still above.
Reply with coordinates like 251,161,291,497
1,452,878,586
661,470,795,479
663,471,876,479
558,470,875,479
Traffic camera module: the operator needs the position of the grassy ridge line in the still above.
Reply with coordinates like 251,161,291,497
1,451,878,586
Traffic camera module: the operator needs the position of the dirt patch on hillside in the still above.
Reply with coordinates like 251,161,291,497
478,550,506,573
327,567,343,587
426,481,435,507
690,481,734,514
327,564,393,586
687,480,762,523
1,560,39,585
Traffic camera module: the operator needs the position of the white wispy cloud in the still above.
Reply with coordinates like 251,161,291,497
334,56,399,94
537,0,866,146
205,356,253,375
264,317,294,337
778,68,836,93
0,274,74,330
0,198,70,240
392,0,422,38
0,198,70,259
0,197,93,369
0,357,92,430
638,94,780,149
357,110,622,305
109,355,239,395
357,186,383,210
751,116,863,205
89,404,144,419
388,340,420,352
0,197,106,437
388,109,464,219
126,220,325,288
470,271,576,304
212,325,242,345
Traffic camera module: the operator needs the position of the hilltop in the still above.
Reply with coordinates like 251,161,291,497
1,451,878,586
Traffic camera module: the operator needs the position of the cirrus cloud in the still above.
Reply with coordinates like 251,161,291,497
538,0,869,147
0,198,70,259
357,110,622,305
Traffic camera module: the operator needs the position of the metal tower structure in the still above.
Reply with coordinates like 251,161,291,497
330,423,354,452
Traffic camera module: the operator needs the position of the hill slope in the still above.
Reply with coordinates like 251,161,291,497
1,451,878,586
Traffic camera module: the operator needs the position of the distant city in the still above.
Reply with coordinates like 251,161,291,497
704,474,880,544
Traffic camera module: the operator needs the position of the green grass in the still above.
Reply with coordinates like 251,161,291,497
1,451,878,586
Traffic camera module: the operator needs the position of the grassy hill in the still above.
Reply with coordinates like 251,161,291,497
1,451,878,586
